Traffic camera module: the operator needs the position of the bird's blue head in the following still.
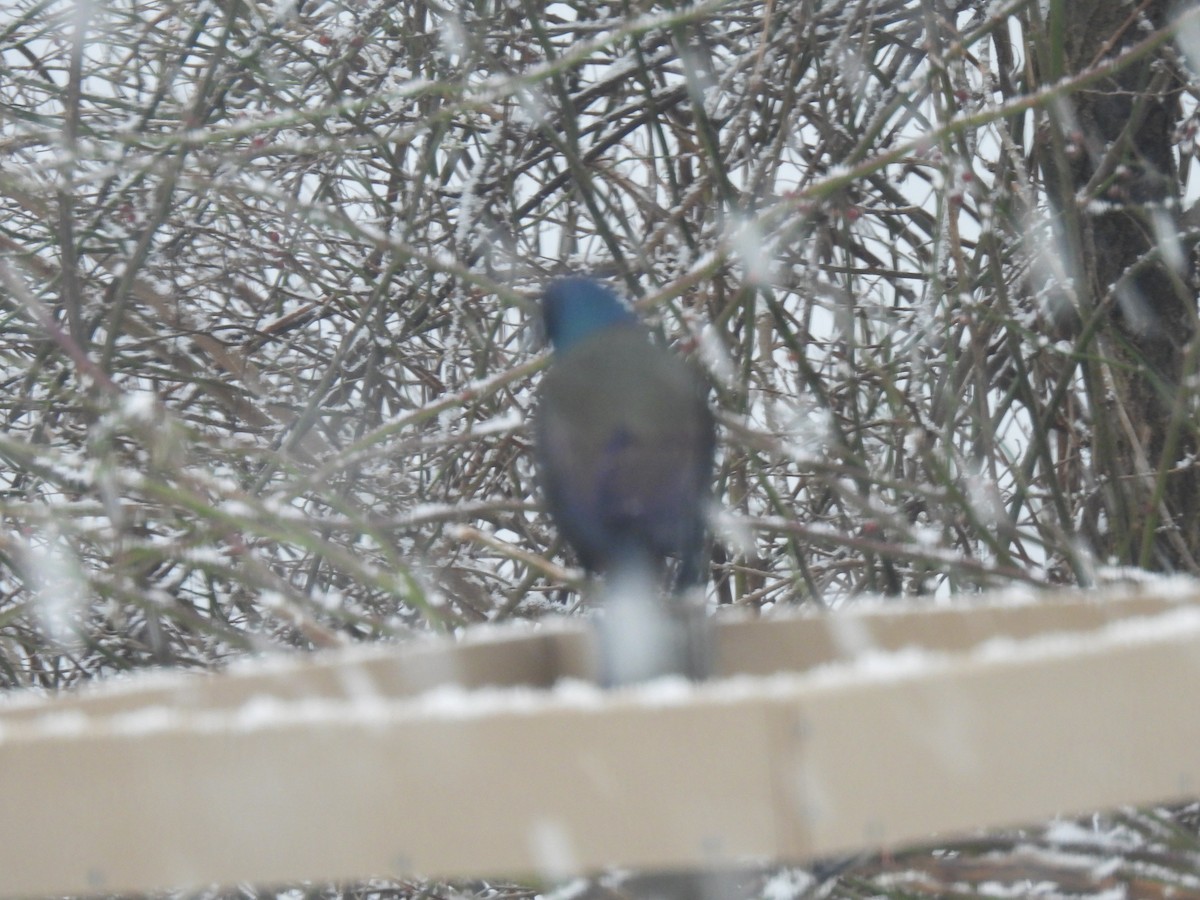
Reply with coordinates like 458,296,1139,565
542,277,639,354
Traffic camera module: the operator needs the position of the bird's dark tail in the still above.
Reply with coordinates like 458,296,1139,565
673,528,710,594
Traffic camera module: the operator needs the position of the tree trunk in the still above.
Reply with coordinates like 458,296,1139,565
1035,0,1198,569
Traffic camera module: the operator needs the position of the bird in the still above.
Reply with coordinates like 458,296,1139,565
534,276,715,682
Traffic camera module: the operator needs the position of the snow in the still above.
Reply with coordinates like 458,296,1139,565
219,500,257,519
119,389,158,422
697,323,736,389
4,592,1200,746
23,530,88,650
471,409,524,435
760,868,816,899
730,217,772,285
975,880,1060,897
1042,819,1143,852
271,0,297,23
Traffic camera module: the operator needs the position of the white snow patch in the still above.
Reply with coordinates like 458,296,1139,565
472,409,524,435
698,324,737,389
25,529,88,649
1043,818,1142,851
760,868,816,900
271,0,297,22
120,389,158,422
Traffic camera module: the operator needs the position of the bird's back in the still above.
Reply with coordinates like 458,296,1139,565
536,325,713,586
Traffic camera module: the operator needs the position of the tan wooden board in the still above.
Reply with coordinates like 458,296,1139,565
1,581,1198,897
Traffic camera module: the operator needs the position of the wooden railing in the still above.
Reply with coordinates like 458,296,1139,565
2,581,1199,896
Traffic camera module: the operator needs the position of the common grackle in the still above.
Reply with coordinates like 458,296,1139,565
535,276,715,681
